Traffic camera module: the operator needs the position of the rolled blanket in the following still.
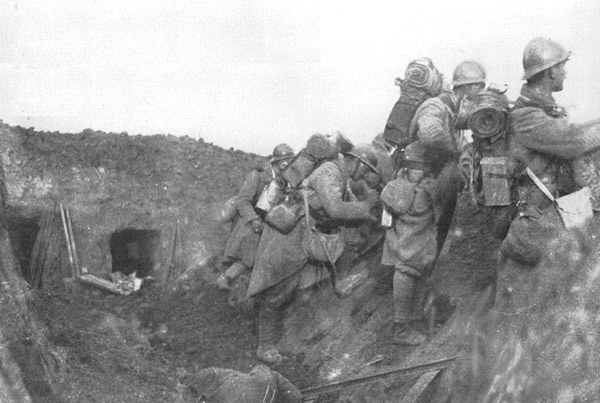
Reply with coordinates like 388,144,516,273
383,58,444,148
403,58,444,92
470,107,506,140
468,87,510,142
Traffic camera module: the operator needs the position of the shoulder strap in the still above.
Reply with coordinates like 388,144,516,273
303,191,311,228
525,167,555,201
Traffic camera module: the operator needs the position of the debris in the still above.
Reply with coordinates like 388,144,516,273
300,357,458,401
335,269,370,298
78,271,145,296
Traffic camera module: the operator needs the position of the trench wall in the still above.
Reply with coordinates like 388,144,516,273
0,122,264,288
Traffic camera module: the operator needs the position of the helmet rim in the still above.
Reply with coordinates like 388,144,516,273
522,37,571,80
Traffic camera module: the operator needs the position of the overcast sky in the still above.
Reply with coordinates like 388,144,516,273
1,0,599,156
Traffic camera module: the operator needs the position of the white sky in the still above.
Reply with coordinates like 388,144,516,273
1,0,599,155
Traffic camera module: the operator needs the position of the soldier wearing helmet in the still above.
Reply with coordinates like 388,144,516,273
495,37,600,315
248,137,380,365
217,143,296,291
380,141,438,345
270,143,295,164
407,60,486,253
345,143,387,263
344,143,380,182
452,60,487,96
371,133,394,186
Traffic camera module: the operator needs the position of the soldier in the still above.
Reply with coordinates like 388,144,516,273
346,144,386,257
349,143,386,197
247,134,380,364
381,142,438,345
184,364,302,403
217,144,295,290
409,60,486,252
495,37,600,313
371,133,394,187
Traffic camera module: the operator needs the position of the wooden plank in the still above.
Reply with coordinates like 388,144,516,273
78,273,134,295
28,205,56,287
300,358,454,399
399,370,441,403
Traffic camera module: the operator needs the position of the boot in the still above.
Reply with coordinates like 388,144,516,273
216,261,247,291
393,270,415,323
215,274,231,291
225,261,248,280
392,271,426,345
256,345,283,365
392,321,426,346
256,304,283,365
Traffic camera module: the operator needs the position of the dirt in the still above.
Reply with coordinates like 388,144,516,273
8,190,496,403
0,124,505,402
24,254,322,403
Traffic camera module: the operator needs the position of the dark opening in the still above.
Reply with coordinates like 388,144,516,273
109,229,160,278
6,215,40,283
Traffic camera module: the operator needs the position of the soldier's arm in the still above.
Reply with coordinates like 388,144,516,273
274,371,303,403
414,100,456,156
312,163,375,221
514,109,600,159
236,169,262,221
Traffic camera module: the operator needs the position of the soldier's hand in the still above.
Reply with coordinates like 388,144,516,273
366,213,379,224
365,189,381,209
251,218,264,234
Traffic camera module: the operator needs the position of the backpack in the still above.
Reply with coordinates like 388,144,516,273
281,133,344,187
465,88,512,204
281,149,317,188
382,58,444,149
462,86,517,239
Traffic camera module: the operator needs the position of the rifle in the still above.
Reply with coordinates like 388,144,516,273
300,356,457,402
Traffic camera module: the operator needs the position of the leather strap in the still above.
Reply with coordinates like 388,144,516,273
525,167,556,202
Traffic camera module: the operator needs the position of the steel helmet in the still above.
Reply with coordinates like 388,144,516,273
344,144,379,174
452,61,486,87
522,37,570,80
270,143,295,162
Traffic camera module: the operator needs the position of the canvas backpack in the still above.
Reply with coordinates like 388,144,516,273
382,58,444,149
461,86,518,239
